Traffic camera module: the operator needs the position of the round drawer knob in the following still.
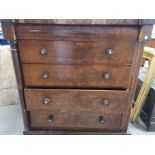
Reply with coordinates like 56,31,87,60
40,48,48,56
48,115,54,123
42,97,50,105
103,72,111,80
99,116,105,124
106,48,114,56
102,99,109,106
42,72,50,79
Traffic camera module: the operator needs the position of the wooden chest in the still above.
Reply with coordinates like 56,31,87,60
1,19,154,134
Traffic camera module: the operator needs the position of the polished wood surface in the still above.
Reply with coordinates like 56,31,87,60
2,19,155,25
30,110,123,131
23,64,132,88
15,25,139,41
2,19,154,134
25,89,129,112
145,39,155,48
18,40,138,65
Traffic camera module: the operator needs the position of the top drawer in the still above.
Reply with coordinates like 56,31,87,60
16,25,139,65
15,25,139,41
18,40,138,65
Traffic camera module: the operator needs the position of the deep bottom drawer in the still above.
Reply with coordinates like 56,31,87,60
30,110,123,131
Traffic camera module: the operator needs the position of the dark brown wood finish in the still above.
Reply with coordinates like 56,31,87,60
1,22,16,41
120,25,152,130
23,64,132,89
2,19,155,25
1,19,154,134
23,130,128,135
25,89,129,112
11,46,29,130
15,25,139,41
18,40,138,65
120,44,144,130
30,110,123,131
138,25,153,42
145,39,155,48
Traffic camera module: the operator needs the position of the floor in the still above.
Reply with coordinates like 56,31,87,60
0,104,24,135
0,46,20,107
0,104,155,135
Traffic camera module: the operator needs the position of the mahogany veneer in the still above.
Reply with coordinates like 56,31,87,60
1,19,154,134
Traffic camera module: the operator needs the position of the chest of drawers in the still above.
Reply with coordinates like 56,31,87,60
1,19,154,134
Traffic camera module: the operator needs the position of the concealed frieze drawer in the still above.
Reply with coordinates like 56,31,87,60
15,25,139,41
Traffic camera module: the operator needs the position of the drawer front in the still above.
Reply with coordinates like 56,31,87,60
18,40,138,65
23,64,132,88
30,110,123,131
25,89,129,112
15,25,139,41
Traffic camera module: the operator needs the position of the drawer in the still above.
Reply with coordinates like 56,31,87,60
15,25,139,41
23,64,132,89
25,89,129,112
30,110,123,131
18,40,138,65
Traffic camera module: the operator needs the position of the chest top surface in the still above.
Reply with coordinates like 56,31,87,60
1,19,155,25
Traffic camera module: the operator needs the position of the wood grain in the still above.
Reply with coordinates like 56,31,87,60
30,110,123,131
2,19,154,134
15,25,139,41
25,89,129,112
23,64,132,89
1,22,16,41
145,39,155,48
18,40,138,65
1,19,155,25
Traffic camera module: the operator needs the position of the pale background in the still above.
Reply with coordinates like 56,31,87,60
0,46,20,106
